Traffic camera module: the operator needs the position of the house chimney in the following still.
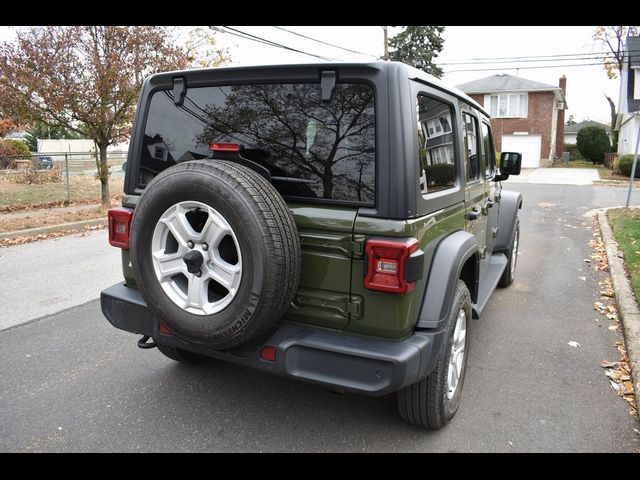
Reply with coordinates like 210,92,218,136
555,75,567,162
559,75,567,94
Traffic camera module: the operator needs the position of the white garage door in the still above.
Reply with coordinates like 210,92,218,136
501,134,542,168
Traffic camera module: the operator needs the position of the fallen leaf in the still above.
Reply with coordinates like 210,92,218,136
567,341,581,348
608,325,619,331
594,302,606,311
578,276,586,281
606,305,617,314
584,259,592,263
606,313,618,321
634,428,640,436
600,360,618,368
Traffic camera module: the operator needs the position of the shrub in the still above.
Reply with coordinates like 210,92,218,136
617,154,640,178
7,139,30,155
424,163,455,186
0,139,30,169
576,126,611,164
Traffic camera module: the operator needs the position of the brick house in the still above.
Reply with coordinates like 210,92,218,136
457,74,568,168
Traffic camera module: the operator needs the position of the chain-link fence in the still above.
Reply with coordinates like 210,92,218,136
0,151,127,209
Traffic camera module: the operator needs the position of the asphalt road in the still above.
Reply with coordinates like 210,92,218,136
1,183,639,452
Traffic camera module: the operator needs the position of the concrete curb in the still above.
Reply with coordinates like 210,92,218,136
597,209,640,417
0,218,107,241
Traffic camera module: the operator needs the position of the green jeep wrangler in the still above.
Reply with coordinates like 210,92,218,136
101,61,522,429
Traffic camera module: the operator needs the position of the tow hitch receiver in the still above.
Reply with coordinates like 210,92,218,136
137,335,157,349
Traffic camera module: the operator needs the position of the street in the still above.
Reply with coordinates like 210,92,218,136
1,183,639,452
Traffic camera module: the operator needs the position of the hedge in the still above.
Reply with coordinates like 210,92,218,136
618,154,640,178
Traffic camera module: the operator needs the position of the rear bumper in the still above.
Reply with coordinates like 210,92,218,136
101,282,444,396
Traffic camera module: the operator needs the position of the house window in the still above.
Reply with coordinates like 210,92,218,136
488,93,528,118
634,69,640,100
153,145,166,160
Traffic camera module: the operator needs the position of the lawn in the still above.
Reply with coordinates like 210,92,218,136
607,208,640,303
0,171,123,211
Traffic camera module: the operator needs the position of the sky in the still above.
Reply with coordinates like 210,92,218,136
0,26,621,124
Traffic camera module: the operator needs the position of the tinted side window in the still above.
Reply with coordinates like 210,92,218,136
481,121,496,179
463,113,480,182
141,83,376,204
417,95,456,194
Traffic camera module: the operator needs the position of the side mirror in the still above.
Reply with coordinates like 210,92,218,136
500,152,522,175
494,152,522,181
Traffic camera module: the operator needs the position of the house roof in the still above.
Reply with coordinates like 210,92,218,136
456,74,561,94
628,36,640,67
456,73,567,108
564,120,610,134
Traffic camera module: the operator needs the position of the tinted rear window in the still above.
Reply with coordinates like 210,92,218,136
140,83,376,204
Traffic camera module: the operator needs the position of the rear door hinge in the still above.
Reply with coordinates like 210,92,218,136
351,235,365,258
347,296,363,320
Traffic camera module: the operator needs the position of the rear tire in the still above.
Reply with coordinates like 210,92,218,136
397,280,471,429
156,342,210,365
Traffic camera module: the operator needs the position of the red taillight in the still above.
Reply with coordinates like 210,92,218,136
210,142,240,152
364,238,420,294
260,346,277,362
108,208,133,249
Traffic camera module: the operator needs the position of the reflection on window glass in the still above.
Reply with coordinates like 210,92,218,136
141,83,376,204
463,113,480,182
417,95,456,194
481,122,495,178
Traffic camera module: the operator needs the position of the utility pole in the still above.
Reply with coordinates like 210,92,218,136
382,26,389,61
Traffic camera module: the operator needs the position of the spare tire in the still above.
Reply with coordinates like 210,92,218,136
130,160,301,350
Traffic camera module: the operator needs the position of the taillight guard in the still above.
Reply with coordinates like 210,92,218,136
364,238,422,294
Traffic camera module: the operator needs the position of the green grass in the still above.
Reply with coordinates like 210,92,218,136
607,208,640,302
0,172,123,209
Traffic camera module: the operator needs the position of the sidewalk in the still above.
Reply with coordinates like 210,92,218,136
511,167,600,185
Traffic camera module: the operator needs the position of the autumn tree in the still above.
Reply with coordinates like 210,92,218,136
593,26,639,150
388,26,445,78
593,26,639,79
0,26,207,205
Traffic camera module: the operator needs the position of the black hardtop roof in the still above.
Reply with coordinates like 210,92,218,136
148,61,488,117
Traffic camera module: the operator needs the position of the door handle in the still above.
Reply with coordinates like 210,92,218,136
466,209,480,221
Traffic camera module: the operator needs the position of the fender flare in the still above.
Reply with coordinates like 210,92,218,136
416,230,479,330
495,190,523,251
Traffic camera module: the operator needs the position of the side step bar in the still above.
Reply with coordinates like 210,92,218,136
472,253,508,319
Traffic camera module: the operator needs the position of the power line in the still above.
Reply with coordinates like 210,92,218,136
220,26,339,61
272,26,378,58
440,50,635,64
444,61,606,74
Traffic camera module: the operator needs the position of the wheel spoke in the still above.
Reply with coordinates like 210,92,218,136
207,259,241,291
153,251,187,280
185,275,208,310
162,206,193,246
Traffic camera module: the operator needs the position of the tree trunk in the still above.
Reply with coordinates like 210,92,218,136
97,143,110,206
605,94,618,151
